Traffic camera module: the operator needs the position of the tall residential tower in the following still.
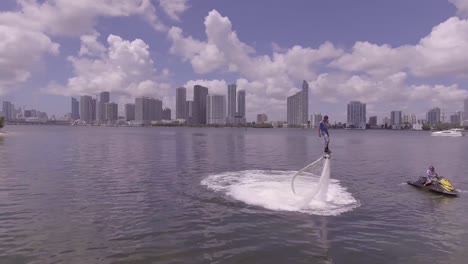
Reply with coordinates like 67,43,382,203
176,87,186,120
227,84,237,123
287,80,309,126
347,101,366,129
193,85,208,124
207,94,226,125
71,97,79,120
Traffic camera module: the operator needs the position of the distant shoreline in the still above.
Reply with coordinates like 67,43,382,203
2,124,442,132
4,122,466,131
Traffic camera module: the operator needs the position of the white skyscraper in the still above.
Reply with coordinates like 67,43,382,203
207,94,226,125
311,113,322,128
105,102,118,124
347,101,366,129
79,95,94,123
301,80,309,125
97,91,110,123
227,84,237,123
287,80,309,126
427,107,441,126
2,101,15,121
135,97,163,125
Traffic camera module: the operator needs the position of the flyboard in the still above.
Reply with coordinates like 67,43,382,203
291,153,331,205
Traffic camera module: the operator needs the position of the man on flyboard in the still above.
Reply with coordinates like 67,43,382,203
318,115,331,158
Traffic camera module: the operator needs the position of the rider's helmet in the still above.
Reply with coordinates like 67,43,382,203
429,165,435,171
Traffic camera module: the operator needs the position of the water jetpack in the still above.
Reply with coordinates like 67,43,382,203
407,176,458,197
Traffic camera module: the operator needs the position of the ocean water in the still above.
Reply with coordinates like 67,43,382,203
1,126,468,264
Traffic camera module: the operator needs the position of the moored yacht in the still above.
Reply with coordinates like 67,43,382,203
431,128,465,137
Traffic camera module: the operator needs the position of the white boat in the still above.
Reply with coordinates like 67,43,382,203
431,128,465,137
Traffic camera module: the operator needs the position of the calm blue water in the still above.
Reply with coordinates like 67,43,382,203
1,126,468,264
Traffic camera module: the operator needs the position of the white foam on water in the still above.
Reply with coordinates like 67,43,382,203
201,169,359,216
301,158,331,207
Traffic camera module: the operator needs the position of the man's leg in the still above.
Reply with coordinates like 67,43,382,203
324,134,330,153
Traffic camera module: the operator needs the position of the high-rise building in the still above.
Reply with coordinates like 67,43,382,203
91,98,97,122
105,102,118,123
403,114,418,125
24,110,32,118
427,107,441,126
186,101,194,124
464,97,468,121
176,87,186,119
311,113,323,128
450,114,461,124
347,101,366,129
227,84,237,123
287,80,309,126
193,85,208,124
237,90,246,118
71,97,79,120
155,100,162,121
301,80,309,124
96,92,110,123
206,94,226,125
14,107,21,120
257,113,268,124
125,104,135,121
135,97,162,124
390,111,402,128
100,92,110,103
135,97,145,123
163,107,171,120
2,101,15,121
287,92,301,126
79,96,94,123
369,116,377,126
2,101,14,121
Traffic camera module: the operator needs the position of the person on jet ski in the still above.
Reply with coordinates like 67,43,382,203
424,165,439,186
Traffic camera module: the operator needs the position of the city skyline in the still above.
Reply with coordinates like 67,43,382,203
1,1,467,121
2,94,468,126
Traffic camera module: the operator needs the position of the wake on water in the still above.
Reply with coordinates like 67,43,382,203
201,157,359,216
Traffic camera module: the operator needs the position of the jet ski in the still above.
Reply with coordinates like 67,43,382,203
407,177,459,197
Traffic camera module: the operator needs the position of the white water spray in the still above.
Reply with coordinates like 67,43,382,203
201,168,359,216
301,158,330,206
290,155,331,208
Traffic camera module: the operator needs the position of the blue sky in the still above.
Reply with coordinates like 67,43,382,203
0,0,467,122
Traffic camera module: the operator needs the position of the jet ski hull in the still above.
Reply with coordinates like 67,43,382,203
407,178,459,197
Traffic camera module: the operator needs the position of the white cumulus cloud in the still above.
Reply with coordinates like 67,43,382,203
0,24,59,95
412,17,468,77
0,0,166,36
44,34,171,103
330,17,468,79
169,9,468,120
159,0,189,21
0,0,186,96
449,0,468,17
169,10,343,120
